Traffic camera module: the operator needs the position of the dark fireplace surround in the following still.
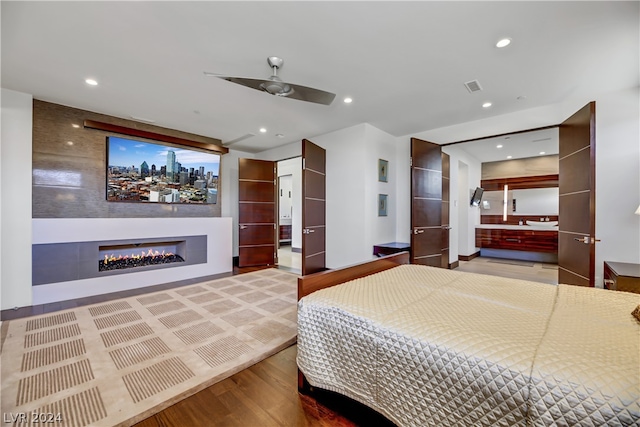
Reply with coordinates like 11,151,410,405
32,235,207,286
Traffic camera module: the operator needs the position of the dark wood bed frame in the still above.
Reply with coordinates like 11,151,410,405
296,251,410,391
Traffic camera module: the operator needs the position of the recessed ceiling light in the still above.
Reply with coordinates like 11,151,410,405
85,78,98,86
496,38,511,48
276,134,284,138
507,155,513,159
66,141,74,146
71,124,80,128
482,102,492,108
343,97,353,104
496,144,503,148
259,128,267,133
539,151,546,155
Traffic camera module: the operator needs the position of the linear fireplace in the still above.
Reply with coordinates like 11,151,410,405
31,217,232,306
33,235,207,286
98,241,186,272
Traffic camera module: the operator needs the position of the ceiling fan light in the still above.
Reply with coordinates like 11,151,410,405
259,80,294,97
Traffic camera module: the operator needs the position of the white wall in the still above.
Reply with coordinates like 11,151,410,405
594,87,640,269
442,145,482,258
307,125,368,268
395,136,411,244
1,89,33,310
457,161,470,257
277,157,302,249
364,124,397,256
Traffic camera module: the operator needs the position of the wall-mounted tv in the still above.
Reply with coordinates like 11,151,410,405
470,187,484,207
107,136,221,204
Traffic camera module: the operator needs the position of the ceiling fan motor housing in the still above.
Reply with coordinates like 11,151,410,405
267,56,284,69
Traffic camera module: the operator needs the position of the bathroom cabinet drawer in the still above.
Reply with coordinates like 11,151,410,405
475,228,558,252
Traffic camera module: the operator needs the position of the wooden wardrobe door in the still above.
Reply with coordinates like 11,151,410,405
558,102,597,286
238,158,277,267
302,139,326,275
410,138,443,267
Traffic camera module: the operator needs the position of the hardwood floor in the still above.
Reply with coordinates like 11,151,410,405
454,256,558,285
134,344,394,427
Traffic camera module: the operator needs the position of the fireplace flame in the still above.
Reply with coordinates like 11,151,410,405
104,251,176,262
99,247,183,272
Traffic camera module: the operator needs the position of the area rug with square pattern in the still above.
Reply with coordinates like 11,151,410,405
0,269,298,427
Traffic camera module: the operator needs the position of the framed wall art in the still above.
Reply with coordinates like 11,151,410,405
378,159,388,182
378,194,388,216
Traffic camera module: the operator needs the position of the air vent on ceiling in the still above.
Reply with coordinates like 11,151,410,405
464,80,483,93
223,133,256,146
532,138,552,143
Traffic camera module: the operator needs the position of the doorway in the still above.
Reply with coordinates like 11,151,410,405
446,127,561,284
277,157,302,274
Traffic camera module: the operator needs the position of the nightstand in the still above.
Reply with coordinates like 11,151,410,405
373,242,410,257
603,261,640,294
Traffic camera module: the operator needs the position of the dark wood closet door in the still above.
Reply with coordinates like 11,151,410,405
410,138,443,267
558,102,597,286
238,158,277,267
441,152,451,269
302,139,326,275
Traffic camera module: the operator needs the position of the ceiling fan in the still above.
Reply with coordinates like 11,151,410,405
207,56,336,106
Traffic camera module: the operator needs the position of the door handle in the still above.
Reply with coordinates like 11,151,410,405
303,228,315,234
413,229,424,234
574,236,601,244
240,225,248,230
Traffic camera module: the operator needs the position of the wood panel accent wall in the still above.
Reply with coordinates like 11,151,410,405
32,100,225,218
480,215,559,225
481,174,559,191
84,120,227,154
482,155,558,180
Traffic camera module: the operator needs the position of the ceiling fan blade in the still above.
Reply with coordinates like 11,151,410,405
284,83,336,106
218,76,268,91
215,76,335,106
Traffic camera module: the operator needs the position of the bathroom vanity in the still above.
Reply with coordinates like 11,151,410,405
475,224,558,262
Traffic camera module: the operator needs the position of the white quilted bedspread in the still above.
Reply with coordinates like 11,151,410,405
296,265,640,426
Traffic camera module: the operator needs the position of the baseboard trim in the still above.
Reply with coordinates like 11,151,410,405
449,260,460,269
459,251,480,261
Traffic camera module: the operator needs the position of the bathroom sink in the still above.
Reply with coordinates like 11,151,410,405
526,220,558,227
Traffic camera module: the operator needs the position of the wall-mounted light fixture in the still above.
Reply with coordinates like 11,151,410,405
503,184,509,221
635,205,640,215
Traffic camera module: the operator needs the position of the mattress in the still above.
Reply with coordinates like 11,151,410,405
296,264,640,426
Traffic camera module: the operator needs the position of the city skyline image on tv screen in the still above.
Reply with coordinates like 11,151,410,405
106,136,221,204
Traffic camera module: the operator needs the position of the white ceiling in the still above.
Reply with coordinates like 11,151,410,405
446,127,559,163
2,2,638,156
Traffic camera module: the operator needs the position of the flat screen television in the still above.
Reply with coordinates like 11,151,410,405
470,186,484,207
106,136,221,204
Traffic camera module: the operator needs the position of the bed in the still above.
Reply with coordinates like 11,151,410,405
296,253,640,426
